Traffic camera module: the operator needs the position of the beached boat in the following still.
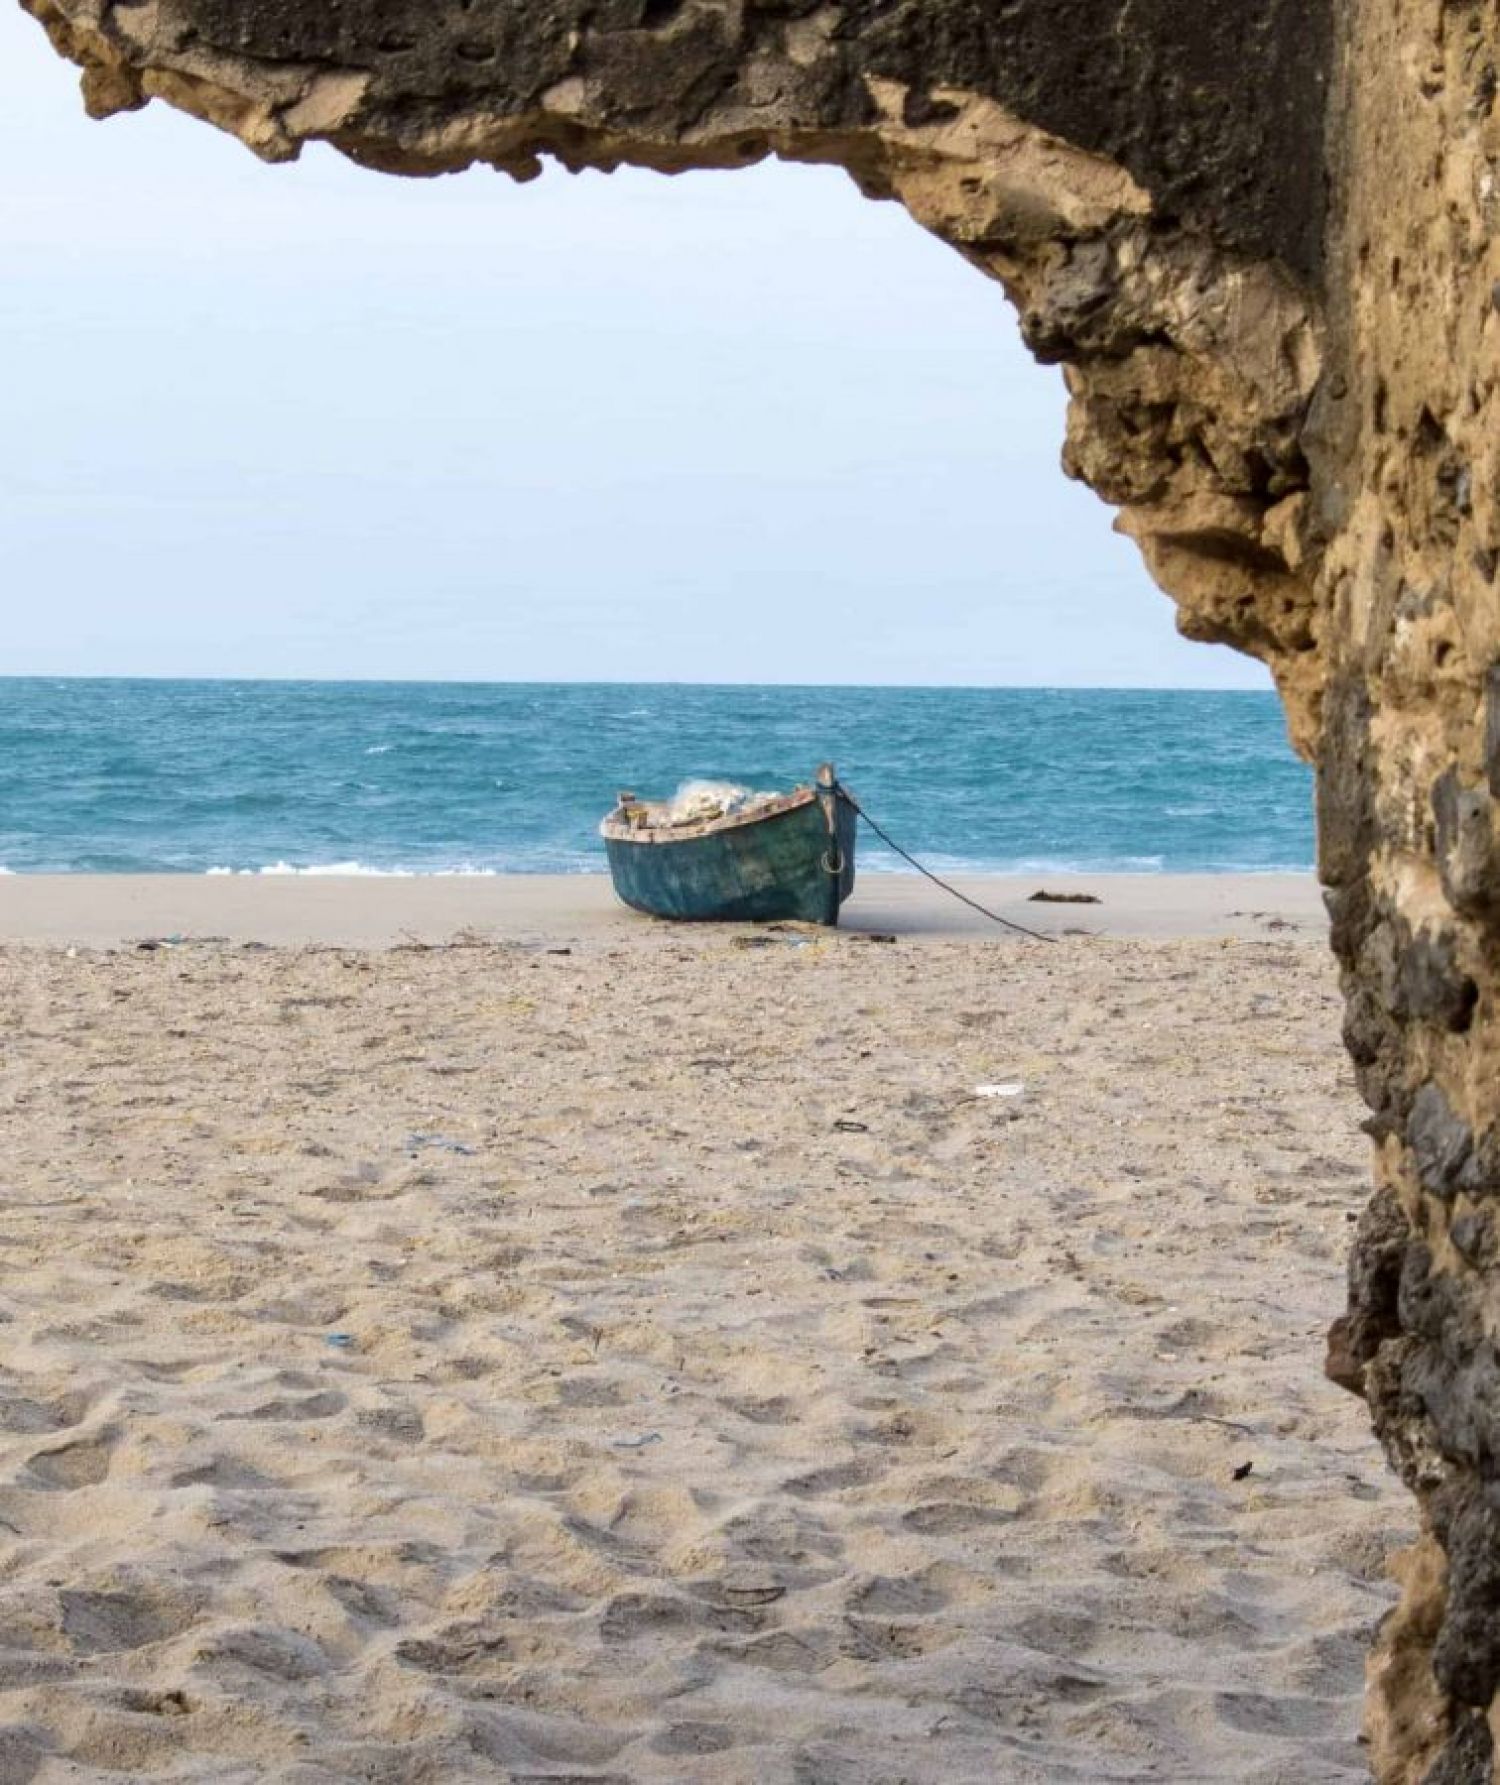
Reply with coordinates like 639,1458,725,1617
600,763,857,925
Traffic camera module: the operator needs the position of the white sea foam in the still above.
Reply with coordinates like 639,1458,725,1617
364,744,394,756
859,855,1311,875
857,854,1177,877
207,862,501,878
196,857,1311,880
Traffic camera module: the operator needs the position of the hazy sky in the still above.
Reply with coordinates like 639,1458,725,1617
1,10,1268,688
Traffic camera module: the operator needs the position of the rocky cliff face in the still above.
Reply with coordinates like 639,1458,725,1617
1316,5,1500,1778
18,2,1499,1777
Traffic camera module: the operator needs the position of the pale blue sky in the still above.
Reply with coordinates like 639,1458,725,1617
0,8,1268,688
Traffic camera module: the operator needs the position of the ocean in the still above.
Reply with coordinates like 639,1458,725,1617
0,679,1314,876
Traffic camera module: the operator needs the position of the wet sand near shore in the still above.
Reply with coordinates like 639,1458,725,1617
0,870,1326,947
0,893,1405,1782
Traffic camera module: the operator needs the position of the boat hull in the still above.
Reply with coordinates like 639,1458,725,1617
604,791,856,925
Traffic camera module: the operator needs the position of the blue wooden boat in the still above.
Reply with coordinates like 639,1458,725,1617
601,764,857,925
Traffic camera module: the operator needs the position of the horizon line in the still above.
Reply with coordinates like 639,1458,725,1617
0,673,1277,694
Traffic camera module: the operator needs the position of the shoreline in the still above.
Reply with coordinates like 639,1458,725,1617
0,871,1325,946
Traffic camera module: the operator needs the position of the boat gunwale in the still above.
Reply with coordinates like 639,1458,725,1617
599,785,821,846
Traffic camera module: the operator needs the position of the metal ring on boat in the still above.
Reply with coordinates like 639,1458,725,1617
822,847,844,875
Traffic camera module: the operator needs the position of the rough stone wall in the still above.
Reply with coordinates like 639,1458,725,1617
20,2,1500,1779
1315,2,1500,1778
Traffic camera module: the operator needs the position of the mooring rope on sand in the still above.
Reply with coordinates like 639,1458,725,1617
835,786,1058,945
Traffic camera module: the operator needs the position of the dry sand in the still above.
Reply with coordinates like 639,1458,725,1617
0,890,1407,1782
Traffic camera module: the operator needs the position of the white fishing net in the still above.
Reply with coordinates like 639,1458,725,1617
642,779,784,828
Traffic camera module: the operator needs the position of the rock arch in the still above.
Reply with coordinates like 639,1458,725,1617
19,3,1498,1777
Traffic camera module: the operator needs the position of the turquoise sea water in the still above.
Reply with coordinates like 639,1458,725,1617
0,679,1313,876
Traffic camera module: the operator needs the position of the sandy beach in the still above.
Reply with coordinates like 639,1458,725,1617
0,871,1327,948
0,877,1404,1782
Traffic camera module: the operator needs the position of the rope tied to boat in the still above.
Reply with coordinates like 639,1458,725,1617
832,785,1058,945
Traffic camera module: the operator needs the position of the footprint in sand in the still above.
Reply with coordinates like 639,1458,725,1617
837,1616,958,1661
0,1389,88,1435
194,1626,330,1682
782,1457,885,1497
703,1627,835,1674
322,1574,400,1627
725,1394,798,1426
649,1721,743,1756
24,1428,118,1490
902,1499,1017,1535
898,1473,1024,1534
354,1405,424,1444
394,1622,514,1674
0,1727,52,1780
599,1591,759,1644
60,1585,200,1654
168,1455,281,1490
845,1562,993,1618
220,1390,345,1422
